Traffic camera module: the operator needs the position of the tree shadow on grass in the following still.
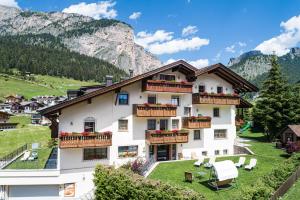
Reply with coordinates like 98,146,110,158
280,153,291,159
239,134,268,143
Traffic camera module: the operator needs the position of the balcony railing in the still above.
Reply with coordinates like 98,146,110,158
59,132,112,148
145,130,189,144
192,93,240,105
142,80,193,93
133,104,177,117
182,116,211,129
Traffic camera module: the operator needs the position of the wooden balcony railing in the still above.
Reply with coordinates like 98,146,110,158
59,132,112,148
145,130,189,144
133,104,177,117
182,116,211,129
142,80,193,93
192,93,240,105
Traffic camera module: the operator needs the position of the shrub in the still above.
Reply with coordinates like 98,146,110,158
94,165,205,200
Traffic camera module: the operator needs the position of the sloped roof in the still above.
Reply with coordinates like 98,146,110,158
40,60,258,116
286,125,300,137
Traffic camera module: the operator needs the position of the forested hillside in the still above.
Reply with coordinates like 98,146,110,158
0,35,127,82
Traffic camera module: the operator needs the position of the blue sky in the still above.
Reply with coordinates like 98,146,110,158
2,0,300,67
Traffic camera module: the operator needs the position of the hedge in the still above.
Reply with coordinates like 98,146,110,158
236,154,300,200
94,165,206,200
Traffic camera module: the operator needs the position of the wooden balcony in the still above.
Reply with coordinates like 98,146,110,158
145,130,189,144
182,116,211,129
142,80,193,93
59,132,112,148
133,104,177,117
192,93,240,105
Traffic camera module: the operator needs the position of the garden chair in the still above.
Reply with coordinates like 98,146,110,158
28,151,38,161
184,171,193,183
20,150,31,161
204,157,215,168
191,152,198,160
178,153,184,160
194,157,204,167
245,158,257,170
235,157,246,168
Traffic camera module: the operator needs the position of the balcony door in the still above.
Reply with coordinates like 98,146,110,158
160,119,168,130
157,145,170,161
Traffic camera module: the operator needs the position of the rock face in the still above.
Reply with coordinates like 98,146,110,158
0,5,161,74
229,48,300,87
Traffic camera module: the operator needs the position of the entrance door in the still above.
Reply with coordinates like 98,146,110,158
157,145,170,161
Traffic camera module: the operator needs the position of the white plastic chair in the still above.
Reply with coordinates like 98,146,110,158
20,150,30,161
235,157,246,168
204,157,215,168
245,158,257,170
194,157,204,167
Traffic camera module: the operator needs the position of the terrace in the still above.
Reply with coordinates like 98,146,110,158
192,93,240,105
145,130,189,144
133,104,177,117
182,116,211,129
142,80,193,93
59,132,112,148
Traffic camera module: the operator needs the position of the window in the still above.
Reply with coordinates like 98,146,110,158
223,149,228,155
160,119,168,130
159,74,175,81
84,117,95,132
215,150,220,155
118,146,138,158
184,107,191,116
214,129,227,139
172,119,179,129
194,130,201,140
171,96,180,106
217,86,223,94
202,151,207,156
118,119,128,131
83,148,107,160
213,108,220,117
147,119,156,130
199,85,206,93
147,95,156,104
118,92,129,105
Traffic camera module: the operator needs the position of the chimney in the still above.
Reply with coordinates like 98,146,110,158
129,69,134,78
105,75,113,86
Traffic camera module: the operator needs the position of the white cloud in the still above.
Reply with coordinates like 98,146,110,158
129,11,141,20
182,25,198,37
225,45,236,53
165,58,209,68
213,51,222,62
255,15,300,56
135,30,173,47
62,1,117,19
238,42,247,47
0,0,19,8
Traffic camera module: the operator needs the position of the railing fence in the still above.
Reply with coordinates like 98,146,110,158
0,144,27,169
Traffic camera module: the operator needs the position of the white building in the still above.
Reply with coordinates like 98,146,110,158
0,60,257,199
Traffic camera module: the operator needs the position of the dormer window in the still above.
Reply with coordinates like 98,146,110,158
159,74,175,81
84,117,95,132
199,85,206,93
217,86,223,94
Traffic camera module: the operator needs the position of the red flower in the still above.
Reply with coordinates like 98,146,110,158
155,130,162,134
60,131,68,137
181,81,187,84
220,92,225,96
143,103,150,107
81,132,90,136
103,131,112,135
172,129,178,133
233,93,239,97
191,116,196,119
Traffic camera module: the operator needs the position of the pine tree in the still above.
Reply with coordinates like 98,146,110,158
252,55,291,140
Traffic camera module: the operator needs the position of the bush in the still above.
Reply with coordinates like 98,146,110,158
236,154,300,200
120,158,146,175
94,165,205,200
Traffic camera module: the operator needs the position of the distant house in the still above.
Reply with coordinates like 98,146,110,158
21,101,44,114
280,125,300,148
0,111,18,130
5,95,24,104
10,102,23,113
31,113,51,125
0,103,12,113
0,111,12,123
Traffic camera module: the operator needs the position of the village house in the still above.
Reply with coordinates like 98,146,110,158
0,111,18,130
4,95,24,104
280,125,300,148
0,61,257,199
21,101,44,114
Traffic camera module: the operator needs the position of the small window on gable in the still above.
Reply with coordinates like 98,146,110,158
159,74,175,81
118,92,129,105
199,85,206,93
217,86,223,94
84,117,95,132
194,130,201,140
118,119,128,131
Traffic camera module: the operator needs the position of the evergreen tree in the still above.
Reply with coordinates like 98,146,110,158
252,55,291,140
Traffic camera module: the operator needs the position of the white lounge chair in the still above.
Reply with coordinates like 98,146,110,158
28,151,38,161
204,157,215,168
235,157,246,168
194,157,204,167
20,150,30,161
245,158,257,170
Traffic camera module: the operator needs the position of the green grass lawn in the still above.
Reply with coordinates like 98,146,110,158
0,74,97,100
282,179,300,200
0,116,51,157
148,130,289,200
